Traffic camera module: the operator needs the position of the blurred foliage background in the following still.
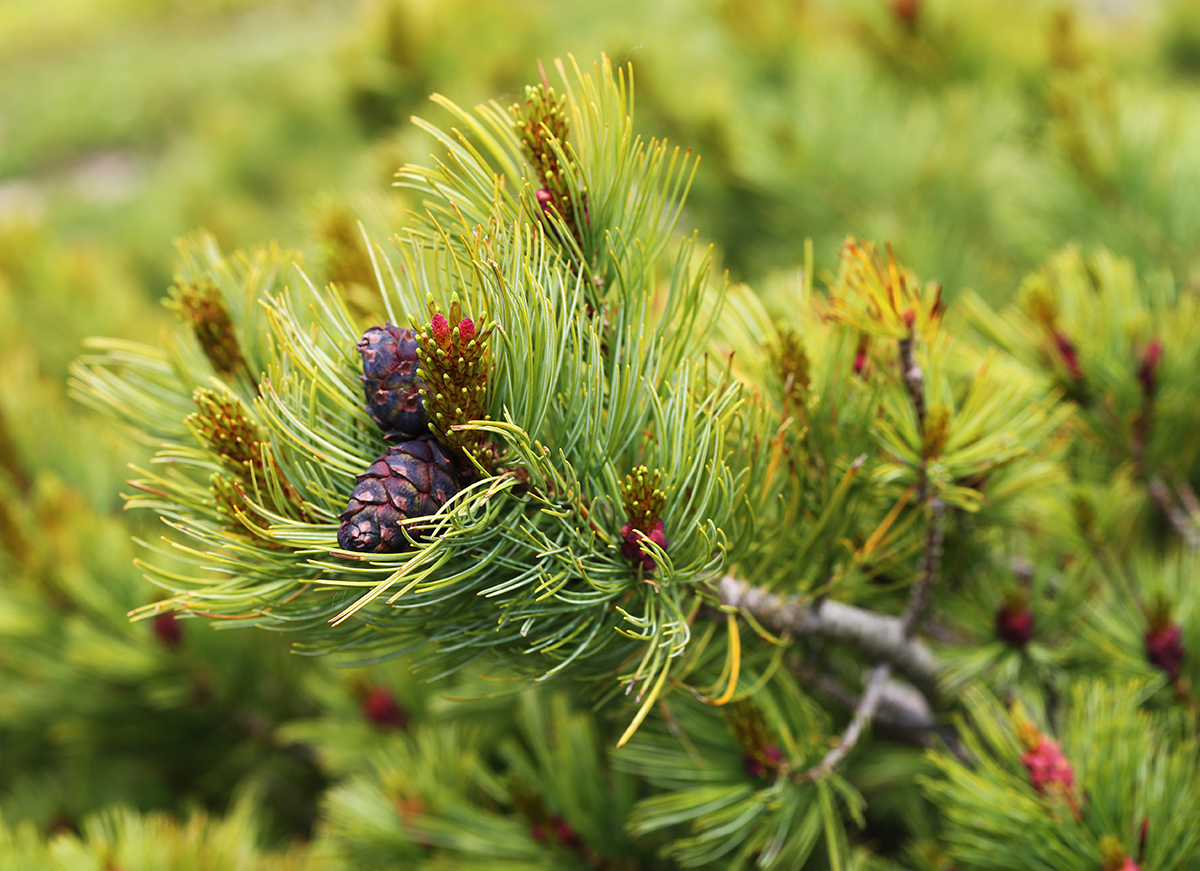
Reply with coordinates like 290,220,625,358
4,0,1200,862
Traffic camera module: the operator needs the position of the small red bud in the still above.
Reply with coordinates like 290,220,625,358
457,317,475,344
1137,340,1162,396
1145,622,1185,679
153,611,182,647
853,353,867,377
1053,332,1082,381
902,307,916,330
620,519,669,572
743,744,783,778
362,686,409,729
996,603,1034,647
1021,734,1075,796
535,188,554,215
551,816,579,847
430,314,451,347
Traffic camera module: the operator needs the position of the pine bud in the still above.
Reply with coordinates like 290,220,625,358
1101,836,1141,871
189,388,308,526
1054,331,1082,381
1022,734,1074,792
153,611,182,647
413,302,495,467
770,329,810,412
727,700,785,781
551,816,580,848
744,744,783,778
457,317,475,344
620,519,668,572
620,466,669,573
853,335,870,378
922,404,952,458
1145,621,1185,679
430,313,451,348
166,278,249,381
188,388,263,470
362,686,408,729
1016,719,1079,816
1137,339,1162,397
996,596,1034,647
510,82,570,193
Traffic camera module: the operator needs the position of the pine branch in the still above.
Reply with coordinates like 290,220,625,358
716,576,943,698
1177,478,1200,518
800,663,892,781
900,497,946,638
1148,476,1199,549
798,665,938,735
898,334,926,431
798,316,948,779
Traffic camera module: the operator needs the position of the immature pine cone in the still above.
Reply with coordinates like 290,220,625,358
358,324,428,437
337,437,461,553
1145,622,1185,679
1021,734,1075,796
361,686,409,729
996,599,1034,647
621,520,668,572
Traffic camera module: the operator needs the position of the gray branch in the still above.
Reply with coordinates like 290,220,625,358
1148,476,1199,550
717,575,943,700
800,664,892,781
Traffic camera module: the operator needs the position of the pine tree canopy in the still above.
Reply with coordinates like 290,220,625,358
4,16,1195,870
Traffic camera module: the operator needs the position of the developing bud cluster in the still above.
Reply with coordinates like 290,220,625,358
1015,713,1080,820
727,700,785,781
1145,601,1186,680
510,79,589,255
996,591,1035,647
187,387,308,536
413,297,496,471
620,466,669,574
167,278,249,381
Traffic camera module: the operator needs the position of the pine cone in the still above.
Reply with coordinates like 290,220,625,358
337,437,461,553
358,324,428,437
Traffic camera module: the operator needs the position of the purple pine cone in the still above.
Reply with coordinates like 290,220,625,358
338,437,461,553
358,323,428,437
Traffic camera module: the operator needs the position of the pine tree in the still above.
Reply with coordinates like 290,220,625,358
60,50,1200,870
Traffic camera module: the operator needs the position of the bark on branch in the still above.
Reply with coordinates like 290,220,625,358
800,664,892,781
717,575,943,700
